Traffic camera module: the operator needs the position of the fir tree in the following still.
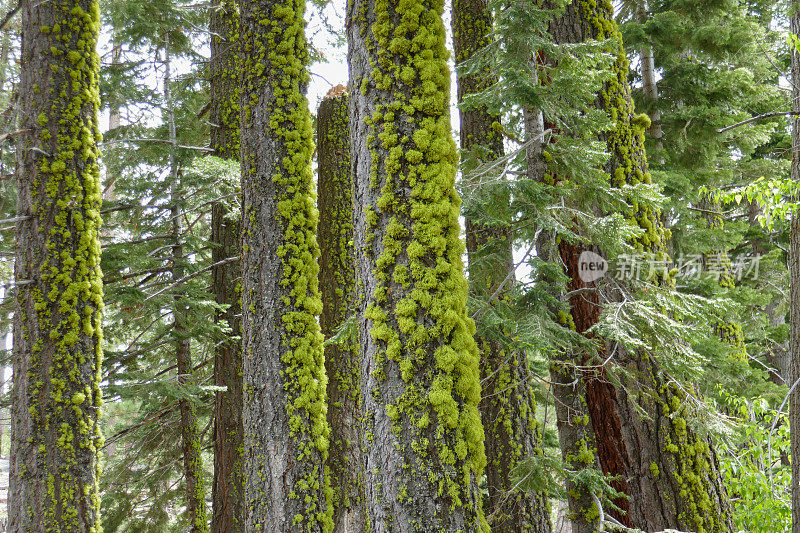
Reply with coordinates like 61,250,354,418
9,0,104,526
452,0,551,530
317,88,367,533
545,2,733,530
238,0,332,529
209,0,244,529
347,0,488,529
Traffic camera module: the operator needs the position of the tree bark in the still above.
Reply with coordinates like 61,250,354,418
547,2,733,531
452,1,551,531
788,4,800,532
347,0,489,530
209,0,243,530
9,0,104,527
317,89,367,533
239,0,333,529
635,1,662,152
165,43,209,533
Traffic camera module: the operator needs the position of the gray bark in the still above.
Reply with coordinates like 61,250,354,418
239,0,332,529
9,0,104,527
347,0,488,530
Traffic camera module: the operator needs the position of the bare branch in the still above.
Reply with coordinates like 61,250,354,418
717,111,800,134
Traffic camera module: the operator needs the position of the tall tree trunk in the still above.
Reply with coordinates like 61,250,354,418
788,4,800,532
9,0,104,526
547,2,733,531
317,88,367,533
452,1,551,531
165,44,209,533
209,0,243,530
347,0,489,531
239,0,333,530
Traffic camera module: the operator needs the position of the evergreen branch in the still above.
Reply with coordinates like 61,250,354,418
144,256,239,301
716,111,800,133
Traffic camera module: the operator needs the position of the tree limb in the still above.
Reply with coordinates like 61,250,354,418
717,111,800,133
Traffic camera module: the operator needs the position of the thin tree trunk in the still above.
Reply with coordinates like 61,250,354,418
788,5,800,532
347,0,489,530
525,90,603,532
636,2,662,152
239,0,333,529
317,88,367,533
547,2,732,531
209,0,243,529
452,1,551,530
166,44,208,533
9,0,104,526
0,290,6,459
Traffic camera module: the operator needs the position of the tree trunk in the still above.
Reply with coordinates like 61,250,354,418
165,44,209,533
239,0,333,529
635,1,662,152
347,0,488,530
452,1,551,531
9,0,104,527
209,0,243,530
547,2,733,531
788,5,800,532
317,89,367,533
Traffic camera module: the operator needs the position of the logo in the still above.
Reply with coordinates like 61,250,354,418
578,251,608,283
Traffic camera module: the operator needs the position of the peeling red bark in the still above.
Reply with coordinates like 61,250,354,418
559,241,632,527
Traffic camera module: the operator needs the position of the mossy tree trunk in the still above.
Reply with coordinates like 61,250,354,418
347,0,488,530
9,0,104,527
788,4,800,531
452,1,551,531
317,89,367,533
547,2,732,531
239,0,332,530
209,0,243,530
525,93,605,531
165,43,209,533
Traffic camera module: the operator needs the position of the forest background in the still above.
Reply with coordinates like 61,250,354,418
0,0,799,532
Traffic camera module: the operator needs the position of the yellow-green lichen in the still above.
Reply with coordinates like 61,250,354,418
354,0,488,529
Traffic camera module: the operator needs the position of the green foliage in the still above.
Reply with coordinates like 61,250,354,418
717,391,791,532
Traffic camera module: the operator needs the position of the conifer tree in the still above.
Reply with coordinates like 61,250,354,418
452,1,551,530
209,0,243,529
788,3,800,530
547,1,733,530
239,0,332,529
10,0,104,527
348,0,488,529
165,41,209,533
317,87,367,533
